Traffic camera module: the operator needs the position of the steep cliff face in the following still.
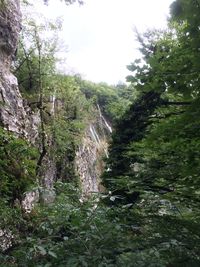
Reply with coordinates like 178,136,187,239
0,0,110,206
0,0,23,129
0,1,37,249
0,0,38,141
75,107,112,196
0,0,41,219
0,0,54,188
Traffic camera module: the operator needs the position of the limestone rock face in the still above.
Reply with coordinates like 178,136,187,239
0,0,38,141
21,189,40,213
0,0,110,213
0,0,40,217
0,0,21,58
0,229,14,252
75,126,103,196
75,109,112,196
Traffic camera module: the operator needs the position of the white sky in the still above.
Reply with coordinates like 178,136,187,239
31,0,174,85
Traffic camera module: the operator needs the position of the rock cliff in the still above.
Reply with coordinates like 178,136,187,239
0,0,38,250
0,1,112,252
0,0,110,207
75,106,112,196
0,0,38,141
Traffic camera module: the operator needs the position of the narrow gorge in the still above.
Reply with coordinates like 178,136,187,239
0,0,113,251
1,1,199,266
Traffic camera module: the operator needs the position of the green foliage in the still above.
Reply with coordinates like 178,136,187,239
47,75,91,181
102,91,162,191
0,0,7,10
14,13,62,96
0,183,118,266
2,182,200,266
0,128,38,203
101,0,200,265
14,10,86,182
76,77,135,122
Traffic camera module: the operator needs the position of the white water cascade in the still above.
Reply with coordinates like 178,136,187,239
50,92,56,116
75,105,112,196
89,125,101,145
97,104,112,134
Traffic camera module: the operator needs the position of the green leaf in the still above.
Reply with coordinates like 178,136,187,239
48,251,57,258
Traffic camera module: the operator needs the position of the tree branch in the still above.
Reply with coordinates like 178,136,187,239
162,100,191,106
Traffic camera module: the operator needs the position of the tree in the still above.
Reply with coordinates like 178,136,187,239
0,128,38,204
14,12,64,178
101,1,200,264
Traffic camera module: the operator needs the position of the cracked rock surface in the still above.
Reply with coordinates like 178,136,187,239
0,0,38,141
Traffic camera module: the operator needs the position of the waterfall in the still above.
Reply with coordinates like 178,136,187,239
89,125,101,145
90,123,108,158
104,147,109,158
97,104,112,133
75,104,112,196
50,93,56,115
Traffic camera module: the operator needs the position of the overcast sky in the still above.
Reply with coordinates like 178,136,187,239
33,0,174,85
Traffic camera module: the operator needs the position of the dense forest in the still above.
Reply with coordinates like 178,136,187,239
0,0,200,266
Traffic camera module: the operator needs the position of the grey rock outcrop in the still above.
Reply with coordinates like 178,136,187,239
21,189,40,213
0,0,38,141
0,0,40,219
0,0,110,216
0,0,21,57
0,229,14,252
75,108,111,196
